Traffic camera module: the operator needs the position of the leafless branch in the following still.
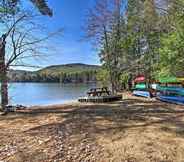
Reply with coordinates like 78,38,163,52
4,14,26,39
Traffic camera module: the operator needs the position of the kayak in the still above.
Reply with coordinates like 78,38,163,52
135,83,147,89
156,77,184,105
133,90,152,98
178,78,184,83
134,75,145,83
157,95,184,105
157,86,184,96
159,77,180,83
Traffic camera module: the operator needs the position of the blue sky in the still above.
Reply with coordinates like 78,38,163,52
2,0,127,70
39,0,127,68
29,0,100,69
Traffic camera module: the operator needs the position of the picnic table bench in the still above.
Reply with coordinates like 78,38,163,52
87,87,111,97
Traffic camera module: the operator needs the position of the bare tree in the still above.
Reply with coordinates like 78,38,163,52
85,0,118,93
0,10,62,113
85,0,124,93
0,0,52,112
0,13,27,110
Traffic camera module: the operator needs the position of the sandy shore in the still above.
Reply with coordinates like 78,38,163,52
1,93,184,162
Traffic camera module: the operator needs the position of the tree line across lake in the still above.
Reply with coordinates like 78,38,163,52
8,64,99,83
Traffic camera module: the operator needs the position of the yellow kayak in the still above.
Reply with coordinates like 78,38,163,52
178,78,184,82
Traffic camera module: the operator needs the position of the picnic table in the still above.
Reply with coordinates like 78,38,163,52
87,87,111,97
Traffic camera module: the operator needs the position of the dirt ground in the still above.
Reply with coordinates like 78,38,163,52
1,93,184,162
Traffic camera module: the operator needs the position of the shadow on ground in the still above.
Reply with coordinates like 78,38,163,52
10,98,184,137
2,98,184,162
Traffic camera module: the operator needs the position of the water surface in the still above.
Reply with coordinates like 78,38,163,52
6,83,96,106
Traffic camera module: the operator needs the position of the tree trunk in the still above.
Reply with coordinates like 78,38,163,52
103,26,116,94
1,73,8,111
0,35,8,111
128,74,133,91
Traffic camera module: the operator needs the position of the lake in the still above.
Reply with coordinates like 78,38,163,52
4,83,97,106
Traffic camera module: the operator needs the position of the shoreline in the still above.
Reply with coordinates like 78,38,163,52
1,94,184,161
13,92,164,110
26,100,79,108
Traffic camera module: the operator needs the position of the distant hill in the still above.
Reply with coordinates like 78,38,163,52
8,63,101,83
39,63,100,73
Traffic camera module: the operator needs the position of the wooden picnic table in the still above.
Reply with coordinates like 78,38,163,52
87,87,111,97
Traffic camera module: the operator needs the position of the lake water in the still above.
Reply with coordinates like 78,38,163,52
5,83,96,106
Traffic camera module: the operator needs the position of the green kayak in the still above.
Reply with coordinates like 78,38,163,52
159,77,180,83
135,83,147,89
157,85,184,96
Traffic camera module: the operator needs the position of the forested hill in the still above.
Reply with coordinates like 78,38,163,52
8,63,100,83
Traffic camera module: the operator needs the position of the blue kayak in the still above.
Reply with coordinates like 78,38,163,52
157,95,184,105
133,90,152,98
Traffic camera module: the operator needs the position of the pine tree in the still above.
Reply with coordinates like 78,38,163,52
0,0,52,16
